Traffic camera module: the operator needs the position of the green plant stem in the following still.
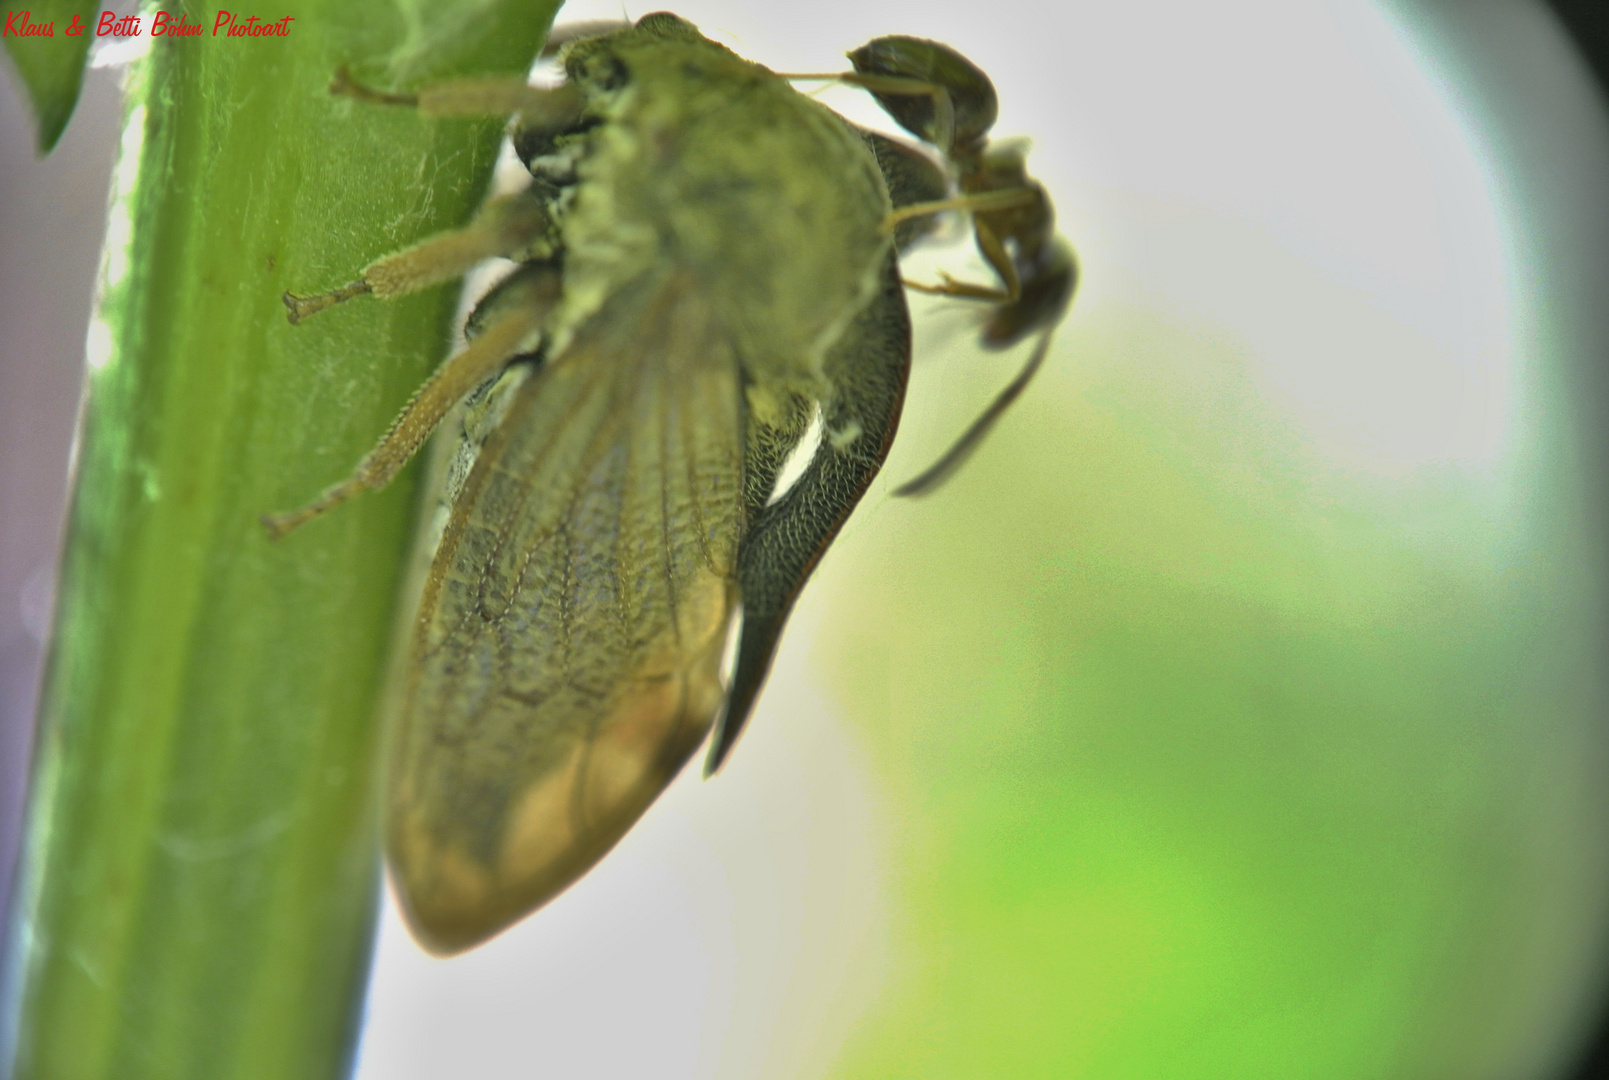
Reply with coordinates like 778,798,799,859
2,3,558,1077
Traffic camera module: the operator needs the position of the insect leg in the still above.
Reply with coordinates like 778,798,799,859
903,271,1012,302
283,190,557,323
880,186,1037,237
880,187,1034,311
706,254,912,774
262,264,560,538
901,216,1019,304
328,64,586,127
892,326,1055,498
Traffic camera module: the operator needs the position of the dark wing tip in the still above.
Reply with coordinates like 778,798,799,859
703,688,755,777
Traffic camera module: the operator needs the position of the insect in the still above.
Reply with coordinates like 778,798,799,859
822,35,1078,493
264,13,1073,954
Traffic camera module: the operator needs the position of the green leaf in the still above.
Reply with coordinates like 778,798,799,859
1,1,560,1077
2,0,99,152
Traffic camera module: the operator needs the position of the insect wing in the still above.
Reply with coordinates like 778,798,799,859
387,270,744,955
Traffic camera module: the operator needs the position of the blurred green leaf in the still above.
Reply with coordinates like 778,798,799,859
2,0,99,152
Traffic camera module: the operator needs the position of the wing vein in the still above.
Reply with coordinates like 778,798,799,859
658,360,683,647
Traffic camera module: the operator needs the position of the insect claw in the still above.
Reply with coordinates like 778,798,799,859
329,64,419,107
283,281,372,324
260,509,303,540
260,474,365,539
281,291,310,325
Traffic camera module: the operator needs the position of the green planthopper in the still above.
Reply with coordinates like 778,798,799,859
265,12,1074,954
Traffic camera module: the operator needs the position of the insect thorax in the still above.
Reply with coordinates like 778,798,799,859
546,29,895,394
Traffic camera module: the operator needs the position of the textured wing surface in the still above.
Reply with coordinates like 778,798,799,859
388,272,744,953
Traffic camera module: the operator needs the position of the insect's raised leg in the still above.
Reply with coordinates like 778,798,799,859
283,190,558,323
263,264,561,538
707,254,913,774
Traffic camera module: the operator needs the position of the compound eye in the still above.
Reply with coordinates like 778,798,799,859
579,53,630,93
